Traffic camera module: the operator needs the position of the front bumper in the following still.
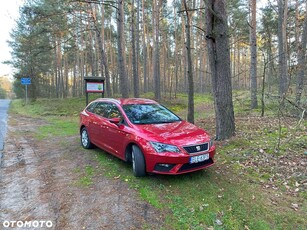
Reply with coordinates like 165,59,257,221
145,148,215,175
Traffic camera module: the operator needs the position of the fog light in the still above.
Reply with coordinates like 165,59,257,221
159,164,171,167
154,163,175,172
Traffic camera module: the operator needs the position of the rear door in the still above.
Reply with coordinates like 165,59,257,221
88,102,109,147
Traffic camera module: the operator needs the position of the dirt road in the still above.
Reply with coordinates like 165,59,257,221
0,115,164,229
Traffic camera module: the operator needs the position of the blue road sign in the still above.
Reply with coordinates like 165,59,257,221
21,78,31,85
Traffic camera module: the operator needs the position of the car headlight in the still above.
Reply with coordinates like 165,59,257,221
150,142,180,153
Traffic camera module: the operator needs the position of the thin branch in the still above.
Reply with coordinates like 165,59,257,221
177,7,205,14
284,97,306,111
193,24,206,33
71,0,118,10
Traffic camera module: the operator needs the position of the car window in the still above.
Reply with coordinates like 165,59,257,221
122,104,181,124
92,102,109,117
86,102,98,113
105,103,122,119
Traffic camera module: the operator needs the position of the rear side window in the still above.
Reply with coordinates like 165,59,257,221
88,102,122,119
92,103,109,117
86,102,98,113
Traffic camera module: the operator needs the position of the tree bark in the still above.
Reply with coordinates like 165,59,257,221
205,0,235,140
131,0,140,97
117,0,129,98
250,0,258,109
142,0,148,93
277,0,288,97
183,0,194,124
153,0,161,101
296,9,307,106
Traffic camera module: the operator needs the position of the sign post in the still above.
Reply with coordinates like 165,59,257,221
21,78,31,104
84,77,105,105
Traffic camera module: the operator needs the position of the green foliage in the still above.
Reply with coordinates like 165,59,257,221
227,0,249,40
0,86,7,99
12,81,24,99
9,0,70,99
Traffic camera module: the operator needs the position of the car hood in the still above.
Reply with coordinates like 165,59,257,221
135,120,210,146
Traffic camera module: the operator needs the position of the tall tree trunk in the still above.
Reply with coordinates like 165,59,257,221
205,0,235,140
183,0,194,124
88,28,96,77
267,29,273,93
153,0,161,101
142,0,148,93
250,0,258,108
79,11,85,97
136,0,141,94
117,0,129,97
162,43,167,94
56,36,63,98
232,36,236,89
277,0,288,97
296,9,307,106
131,0,140,97
173,4,179,97
53,38,58,98
236,41,241,89
64,54,68,98
181,9,187,93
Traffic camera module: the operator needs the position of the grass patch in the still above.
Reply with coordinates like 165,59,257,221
91,147,306,229
10,98,80,140
74,165,95,188
10,96,99,117
35,117,78,140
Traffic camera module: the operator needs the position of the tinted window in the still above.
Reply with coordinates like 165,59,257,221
105,103,122,119
92,102,109,117
86,102,98,113
90,102,122,119
122,104,181,124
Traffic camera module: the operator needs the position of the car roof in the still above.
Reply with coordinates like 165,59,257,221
92,98,158,106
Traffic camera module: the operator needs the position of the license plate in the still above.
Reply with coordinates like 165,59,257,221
190,154,209,164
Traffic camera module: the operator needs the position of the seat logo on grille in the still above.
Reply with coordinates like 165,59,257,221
196,146,201,151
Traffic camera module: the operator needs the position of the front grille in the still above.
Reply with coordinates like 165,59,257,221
183,143,209,154
179,158,213,172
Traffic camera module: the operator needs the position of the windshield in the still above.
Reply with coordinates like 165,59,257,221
122,104,181,124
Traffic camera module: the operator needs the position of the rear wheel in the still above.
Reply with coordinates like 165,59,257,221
132,145,146,177
81,127,94,149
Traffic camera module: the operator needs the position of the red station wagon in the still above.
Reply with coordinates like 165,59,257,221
80,98,215,176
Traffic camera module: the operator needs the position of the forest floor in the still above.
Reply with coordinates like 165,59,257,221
0,115,164,229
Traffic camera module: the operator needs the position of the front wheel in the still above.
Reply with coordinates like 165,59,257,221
80,127,94,149
132,145,146,177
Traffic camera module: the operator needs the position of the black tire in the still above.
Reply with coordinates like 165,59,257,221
132,145,146,177
80,127,94,149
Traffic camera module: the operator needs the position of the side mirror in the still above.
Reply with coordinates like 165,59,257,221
109,117,121,124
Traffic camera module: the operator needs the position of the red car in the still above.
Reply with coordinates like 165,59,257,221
80,98,215,176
